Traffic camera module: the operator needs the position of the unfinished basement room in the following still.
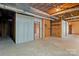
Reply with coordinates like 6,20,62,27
0,3,79,56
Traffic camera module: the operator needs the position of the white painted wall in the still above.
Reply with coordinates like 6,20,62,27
16,13,34,44
62,20,68,38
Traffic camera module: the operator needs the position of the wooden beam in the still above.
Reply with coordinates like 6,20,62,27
66,15,79,20
48,3,79,15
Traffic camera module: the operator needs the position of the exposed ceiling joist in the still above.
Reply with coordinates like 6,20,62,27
30,3,63,13
0,3,59,20
52,7,79,16
48,3,79,14
30,7,50,16
66,15,79,20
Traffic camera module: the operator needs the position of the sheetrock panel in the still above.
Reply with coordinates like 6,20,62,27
16,13,34,44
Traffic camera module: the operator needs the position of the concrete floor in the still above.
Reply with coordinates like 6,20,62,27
0,35,79,56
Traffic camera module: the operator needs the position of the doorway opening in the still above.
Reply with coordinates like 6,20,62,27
0,8,15,43
69,25,72,34
34,22,40,40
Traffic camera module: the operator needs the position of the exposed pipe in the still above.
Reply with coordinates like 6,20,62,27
0,4,51,20
30,7,50,17
52,7,79,16
50,16,59,20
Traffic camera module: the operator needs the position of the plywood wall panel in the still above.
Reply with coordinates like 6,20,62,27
52,21,61,37
45,20,50,38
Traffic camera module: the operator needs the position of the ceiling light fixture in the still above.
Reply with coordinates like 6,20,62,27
56,8,60,12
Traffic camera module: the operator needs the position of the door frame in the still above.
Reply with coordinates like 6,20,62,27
69,25,72,34
34,22,40,40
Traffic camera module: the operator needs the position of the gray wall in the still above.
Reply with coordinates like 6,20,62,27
16,13,34,44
